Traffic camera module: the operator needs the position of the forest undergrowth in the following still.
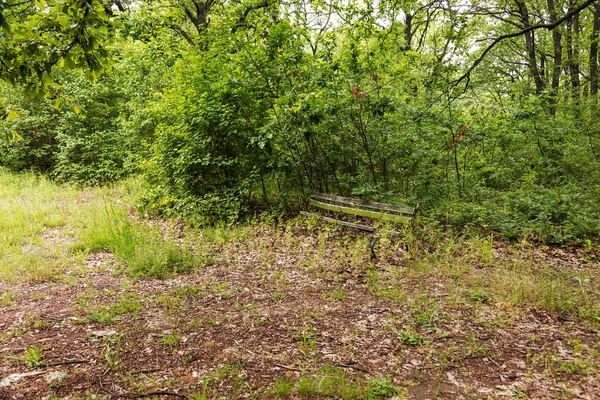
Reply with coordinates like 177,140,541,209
1,169,599,399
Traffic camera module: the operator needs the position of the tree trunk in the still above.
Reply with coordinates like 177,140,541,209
516,0,545,94
547,0,562,116
404,11,413,51
566,7,580,102
590,4,600,97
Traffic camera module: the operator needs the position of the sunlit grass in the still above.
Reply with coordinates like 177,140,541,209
74,202,211,277
0,170,87,282
0,168,206,281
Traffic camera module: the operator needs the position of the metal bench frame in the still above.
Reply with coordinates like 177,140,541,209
301,193,421,258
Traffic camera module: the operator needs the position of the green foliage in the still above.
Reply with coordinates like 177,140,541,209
412,296,441,328
103,333,124,369
274,368,402,399
0,72,137,185
399,331,425,347
367,378,401,399
0,86,58,172
24,346,44,368
75,204,208,277
0,0,112,95
468,291,490,304
89,292,141,324
52,75,133,185
271,378,294,397
2,0,600,244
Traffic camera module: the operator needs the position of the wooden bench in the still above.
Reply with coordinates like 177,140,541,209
301,193,421,257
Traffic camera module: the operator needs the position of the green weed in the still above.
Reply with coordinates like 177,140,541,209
88,292,142,324
75,204,210,277
413,296,441,328
24,346,44,368
280,367,402,399
160,330,181,349
103,333,123,369
468,291,490,304
367,378,401,399
271,377,294,397
327,288,347,301
399,331,425,347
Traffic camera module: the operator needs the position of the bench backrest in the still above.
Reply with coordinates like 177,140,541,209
309,193,418,224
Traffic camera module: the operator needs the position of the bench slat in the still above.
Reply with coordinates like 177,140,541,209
312,193,415,215
300,211,376,232
301,212,401,236
309,199,410,224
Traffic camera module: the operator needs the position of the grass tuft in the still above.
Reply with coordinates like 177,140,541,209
74,204,210,277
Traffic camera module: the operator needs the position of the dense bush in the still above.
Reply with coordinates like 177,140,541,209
1,1,600,243
0,74,136,185
0,87,59,173
52,75,132,185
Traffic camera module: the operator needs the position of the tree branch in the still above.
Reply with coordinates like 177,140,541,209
231,0,271,33
455,0,599,86
170,24,195,45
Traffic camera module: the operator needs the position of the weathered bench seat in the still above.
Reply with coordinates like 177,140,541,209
301,193,420,235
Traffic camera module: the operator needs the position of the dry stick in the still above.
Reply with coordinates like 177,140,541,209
273,363,303,372
487,356,502,368
335,363,370,373
41,360,89,367
455,0,599,86
131,368,161,374
98,374,187,399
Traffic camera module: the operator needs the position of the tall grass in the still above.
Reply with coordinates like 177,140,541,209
74,204,210,277
0,169,84,282
0,168,207,281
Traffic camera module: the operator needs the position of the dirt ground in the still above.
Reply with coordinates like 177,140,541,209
1,220,599,400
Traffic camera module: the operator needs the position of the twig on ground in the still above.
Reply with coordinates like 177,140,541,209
273,363,302,372
487,357,502,368
41,360,89,367
98,374,187,398
335,363,370,373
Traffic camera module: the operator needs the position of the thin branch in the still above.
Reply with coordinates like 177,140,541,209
455,0,599,86
231,0,271,33
40,360,89,367
170,24,195,46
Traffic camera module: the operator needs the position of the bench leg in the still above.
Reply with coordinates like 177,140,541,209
370,237,379,260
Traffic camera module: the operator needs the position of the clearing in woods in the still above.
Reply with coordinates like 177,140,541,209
0,169,599,399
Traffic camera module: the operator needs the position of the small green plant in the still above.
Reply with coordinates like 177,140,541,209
1,291,16,306
296,327,318,360
103,334,123,369
365,269,406,302
413,296,441,328
155,294,183,312
161,330,181,349
464,332,490,358
294,367,368,398
75,288,96,309
88,292,142,325
175,284,203,297
367,378,401,399
468,291,490,304
271,377,294,397
272,290,288,302
25,346,44,368
399,331,425,347
212,281,232,300
328,288,347,301
190,378,209,399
